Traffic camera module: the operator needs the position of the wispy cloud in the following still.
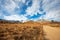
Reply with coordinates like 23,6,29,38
43,0,60,11
44,10,60,21
0,0,60,22
4,15,28,22
43,0,60,21
26,0,40,16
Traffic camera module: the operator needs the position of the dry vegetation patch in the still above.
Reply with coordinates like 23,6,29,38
0,23,43,40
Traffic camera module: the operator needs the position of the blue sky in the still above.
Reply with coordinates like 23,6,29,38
0,0,60,22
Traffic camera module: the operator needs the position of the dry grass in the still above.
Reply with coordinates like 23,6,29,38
0,22,43,40
40,21,60,27
46,22,60,27
0,21,60,40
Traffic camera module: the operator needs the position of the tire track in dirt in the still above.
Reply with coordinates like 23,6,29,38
43,25,60,40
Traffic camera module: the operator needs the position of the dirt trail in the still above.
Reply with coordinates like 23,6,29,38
43,25,60,40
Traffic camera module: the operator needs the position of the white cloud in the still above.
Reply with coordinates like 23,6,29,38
4,15,28,22
43,0,60,12
0,11,3,16
0,0,60,22
4,0,17,14
14,0,26,3
42,0,60,21
26,0,40,16
21,0,26,3
0,13,2,16
44,10,60,21
4,0,27,15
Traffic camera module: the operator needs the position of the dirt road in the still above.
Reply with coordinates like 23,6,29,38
43,25,60,40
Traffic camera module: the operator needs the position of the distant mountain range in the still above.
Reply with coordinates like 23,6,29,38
0,19,60,24
0,19,22,23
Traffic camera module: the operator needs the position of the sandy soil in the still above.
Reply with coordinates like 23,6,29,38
43,25,60,40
